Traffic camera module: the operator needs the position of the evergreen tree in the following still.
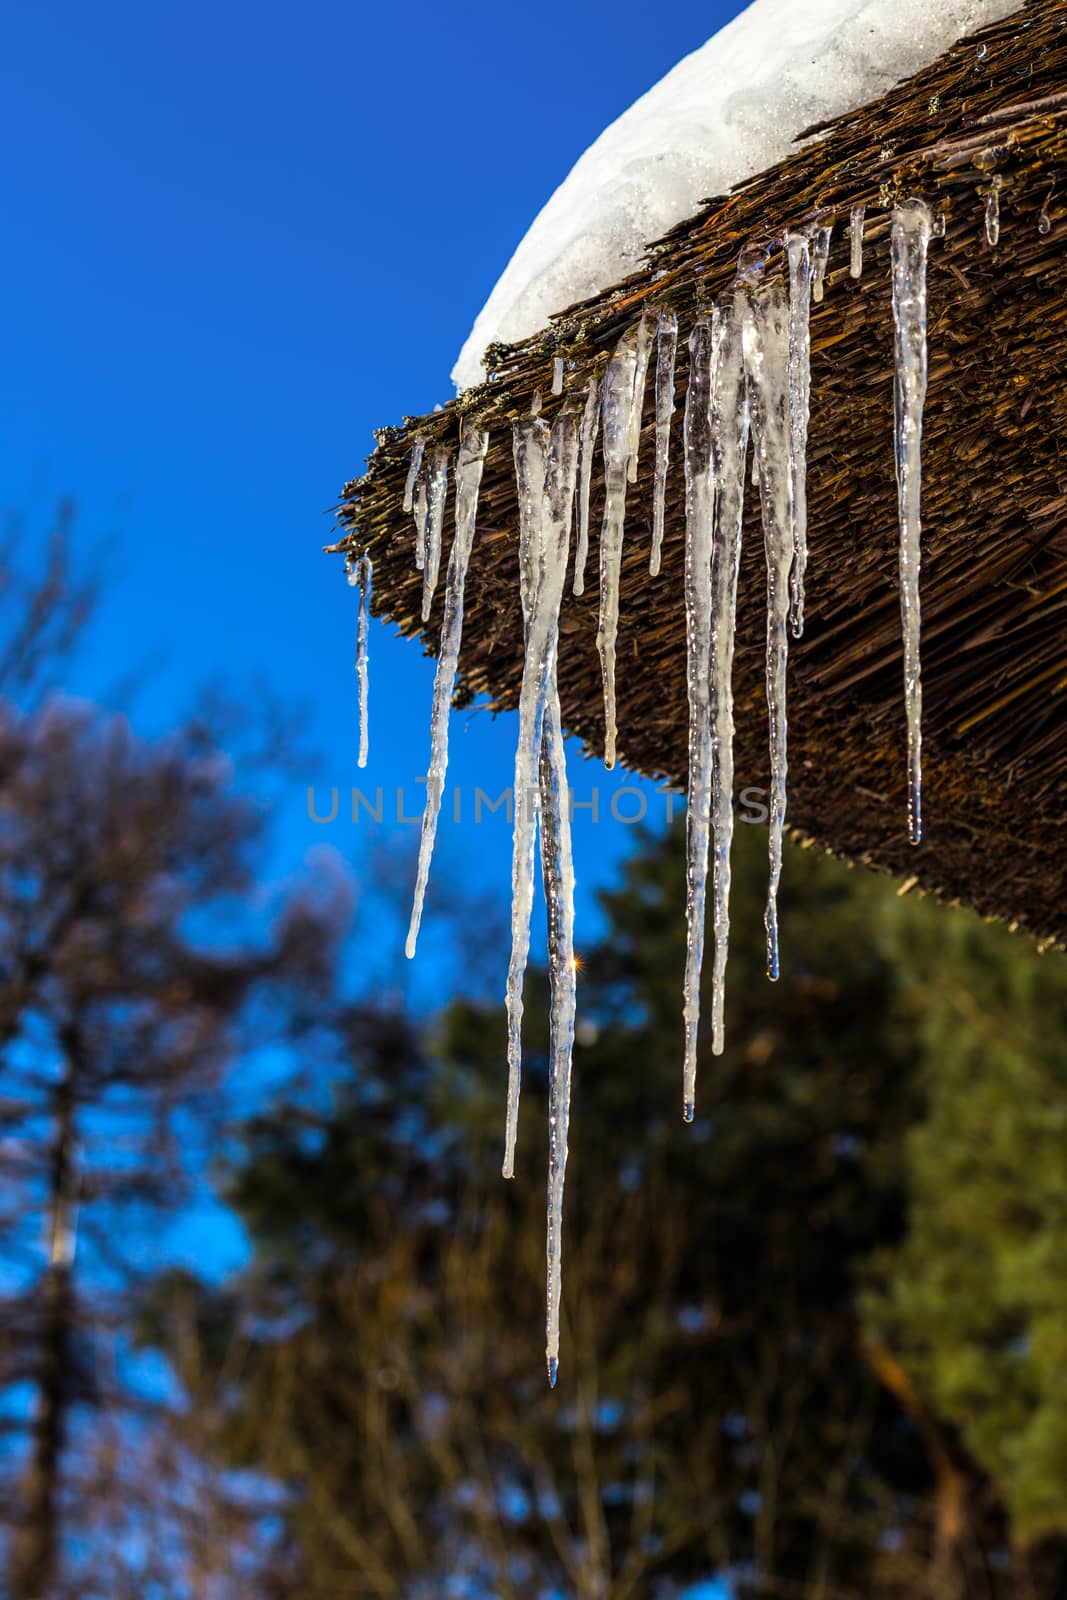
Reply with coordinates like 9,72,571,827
157,821,1067,1597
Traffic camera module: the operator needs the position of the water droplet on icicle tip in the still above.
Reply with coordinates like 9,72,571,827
355,554,372,769
650,307,678,577
849,204,865,279
985,180,1001,247
595,327,640,769
811,219,833,303
402,438,424,514
683,1100,695,1124
890,198,934,848
976,41,988,61
406,422,489,960
548,1356,559,1387
1039,208,1052,236
552,356,564,395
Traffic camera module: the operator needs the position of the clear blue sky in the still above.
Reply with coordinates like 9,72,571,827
0,0,742,956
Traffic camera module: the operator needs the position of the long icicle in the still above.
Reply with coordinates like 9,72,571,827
811,219,833,303
891,198,933,846
742,279,794,983
596,327,640,769
650,307,679,577
503,405,580,1179
708,300,750,1057
626,311,655,483
785,232,812,638
403,437,425,514
539,669,575,1388
421,445,448,621
413,474,428,571
405,422,489,958
681,317,715,1121
353,553,372,770
573,375,601,597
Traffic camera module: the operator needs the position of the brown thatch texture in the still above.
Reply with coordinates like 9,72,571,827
331,0,1067,948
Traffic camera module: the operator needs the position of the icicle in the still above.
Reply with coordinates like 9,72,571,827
741,279,794,982
890,198,933,847
413,474,427,571
539,672,576,1386
681,317,715,1121
573,376,601,597
650,308,678,577
626,311,655,484
421,447,448,621
596,327,640,769
405,423,489,958
552,356,564,395
850,203,865,279
708,300,750,1058
403,438,424,514
503,405,580,1180
811,220,833,303
530,389,543,416
354,554,372,770
751,452,760,488
785,231,812,638
985,179,1001,246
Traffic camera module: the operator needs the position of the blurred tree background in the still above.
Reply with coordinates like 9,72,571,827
0,515,1066,1599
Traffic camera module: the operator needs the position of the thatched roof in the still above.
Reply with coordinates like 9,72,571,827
331,0,1067,950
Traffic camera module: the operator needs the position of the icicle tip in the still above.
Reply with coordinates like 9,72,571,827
547,1356,559,1388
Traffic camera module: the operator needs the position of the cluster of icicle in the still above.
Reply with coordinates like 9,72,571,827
356,195,935,1384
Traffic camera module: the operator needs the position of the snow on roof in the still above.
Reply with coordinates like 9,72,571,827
452,0,1020,391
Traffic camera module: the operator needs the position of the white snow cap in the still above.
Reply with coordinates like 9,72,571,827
452,0,1019,391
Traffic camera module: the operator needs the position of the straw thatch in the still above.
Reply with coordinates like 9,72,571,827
331,0,1067,949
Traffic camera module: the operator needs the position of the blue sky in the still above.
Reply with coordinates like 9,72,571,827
0,0,742,954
